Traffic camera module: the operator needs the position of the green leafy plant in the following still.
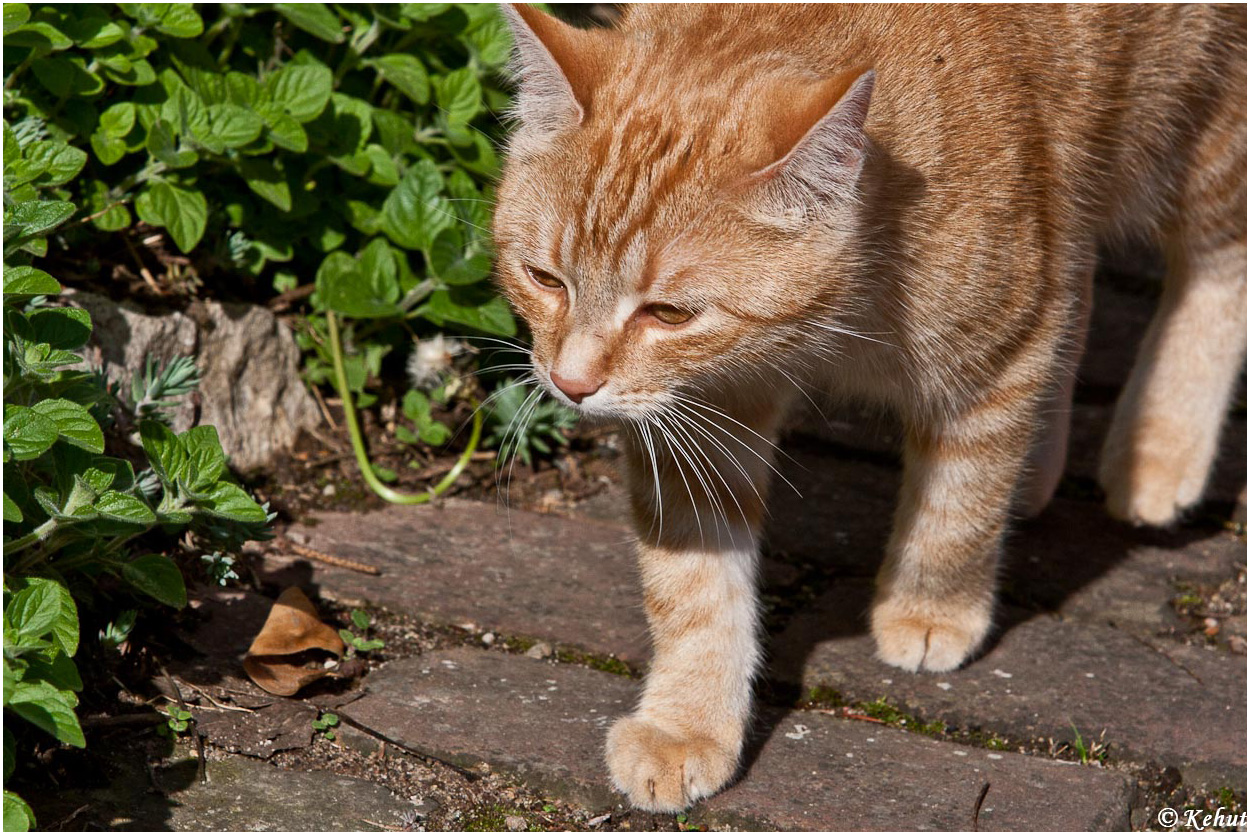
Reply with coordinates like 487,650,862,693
483,379,578,468
311,710,339,741
338,607,384,657
157,705,193,738
3,122,272,832
3,3,530,497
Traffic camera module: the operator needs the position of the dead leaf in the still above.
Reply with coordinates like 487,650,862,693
243,587,346,696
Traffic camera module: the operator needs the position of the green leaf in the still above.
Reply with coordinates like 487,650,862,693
238,157,292,212
434,67,481,125
314,240,401,319
135,181,208,253
6,200,76,239
3,266,60,298
94,491,157,525
30,55,103,98
155,4,202,37
464,14,512,68
139,420,186,486
206,103,263,149
6,578,75,650
23,653,82,693
3,491,22,523
145,118,197,169
381,160,450,251
199,482,268,523
400,4,450,23
417,287,516,337
60,8,124,48
428,227,492,285
121,554,187,608
3,4,30,35
98,102,136,136
28,307,91,350
5,20,72,52
31,399,104,453
19,141,87,186
8,679,83,747
372,54,429,105
89,130,128,165
178,426,228,489
266,63,332,123
264,112,308,152
4,790,35,832
350,610,369,629
276,3,344,43
3,405,59,461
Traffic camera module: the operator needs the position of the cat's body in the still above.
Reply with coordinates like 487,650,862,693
493,4,1246,812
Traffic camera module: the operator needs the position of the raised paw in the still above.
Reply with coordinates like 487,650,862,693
605,715,738,812
870,594,992,673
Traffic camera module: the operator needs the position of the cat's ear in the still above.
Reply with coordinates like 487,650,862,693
751,67,876,223
502,4,618,150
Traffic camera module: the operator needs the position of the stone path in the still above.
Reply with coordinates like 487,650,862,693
146,274,1242,831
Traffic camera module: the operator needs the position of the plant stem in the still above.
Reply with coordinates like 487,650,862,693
6,518,59,559
325,310,481,504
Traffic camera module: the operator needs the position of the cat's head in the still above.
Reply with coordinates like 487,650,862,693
493,5,875,419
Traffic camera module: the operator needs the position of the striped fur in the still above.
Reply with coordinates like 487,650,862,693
493,4,1247,812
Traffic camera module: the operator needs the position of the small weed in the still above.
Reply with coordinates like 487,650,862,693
339,609,386,657
1066,723,1109,765
800,685,847,710
859,697,946,737
554,648,638,678
312,712,339,742
157,707,193,738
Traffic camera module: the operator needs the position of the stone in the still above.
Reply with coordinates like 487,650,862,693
771,580,1247,788
340,648,1134,831
68,290,321,471
263,500,650,661
526,641,554,659
505,814,527,830
159,756,412,831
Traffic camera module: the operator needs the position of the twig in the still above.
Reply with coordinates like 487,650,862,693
48,804,91,831
274,537,381,575
121,234,163,295
181,681,257,713
268,283,316,311
811,707,886,724
159,664,206,783
971,781,990,831
310,382,338,430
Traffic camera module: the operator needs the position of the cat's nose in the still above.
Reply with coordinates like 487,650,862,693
550,370,604,403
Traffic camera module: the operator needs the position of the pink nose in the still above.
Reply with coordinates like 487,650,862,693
550,370,604,404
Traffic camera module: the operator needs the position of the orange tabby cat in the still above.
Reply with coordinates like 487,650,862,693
492,4,1246,812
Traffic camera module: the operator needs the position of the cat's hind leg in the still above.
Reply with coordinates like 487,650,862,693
1099,237,1247,525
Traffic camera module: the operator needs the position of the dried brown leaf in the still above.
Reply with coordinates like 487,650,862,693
243,587,346,696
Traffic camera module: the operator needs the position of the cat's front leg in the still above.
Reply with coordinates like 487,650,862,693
871,383,1040,672
606,404,780,812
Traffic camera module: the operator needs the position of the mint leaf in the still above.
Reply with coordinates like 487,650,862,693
121,554,187,608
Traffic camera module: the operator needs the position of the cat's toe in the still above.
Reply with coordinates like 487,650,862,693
870,598,991,673
605,715,737,812
1101,466,1203,527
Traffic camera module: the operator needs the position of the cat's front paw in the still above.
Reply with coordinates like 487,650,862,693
605,715,738,812
870,595,991,673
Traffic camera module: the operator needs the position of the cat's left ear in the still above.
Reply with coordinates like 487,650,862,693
752,67,876,221
502,4,619,153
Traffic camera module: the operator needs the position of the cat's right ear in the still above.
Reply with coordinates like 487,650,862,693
502,4,618,152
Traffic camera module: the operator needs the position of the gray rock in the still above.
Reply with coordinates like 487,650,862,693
505,814,528,831
68,290,320,471
341,648,1135,831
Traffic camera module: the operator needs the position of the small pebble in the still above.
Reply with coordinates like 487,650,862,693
1203,617,1220,636
587,813,612,827
322,483,336,497
526,642,554,659
1229,635,1246,655
505,815,527,831
481,632,496,646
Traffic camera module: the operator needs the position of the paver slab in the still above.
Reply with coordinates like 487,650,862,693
771,580,1246,788
341,648,1135,831
267,499,651,661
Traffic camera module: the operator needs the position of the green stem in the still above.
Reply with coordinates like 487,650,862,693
6,518,59,560
325,310,482,505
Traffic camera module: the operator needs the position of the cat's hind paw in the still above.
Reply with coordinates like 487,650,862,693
870,597,991,673
605,715,737,813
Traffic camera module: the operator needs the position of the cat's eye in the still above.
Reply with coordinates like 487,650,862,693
524,264,565,291
645,304,695,326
